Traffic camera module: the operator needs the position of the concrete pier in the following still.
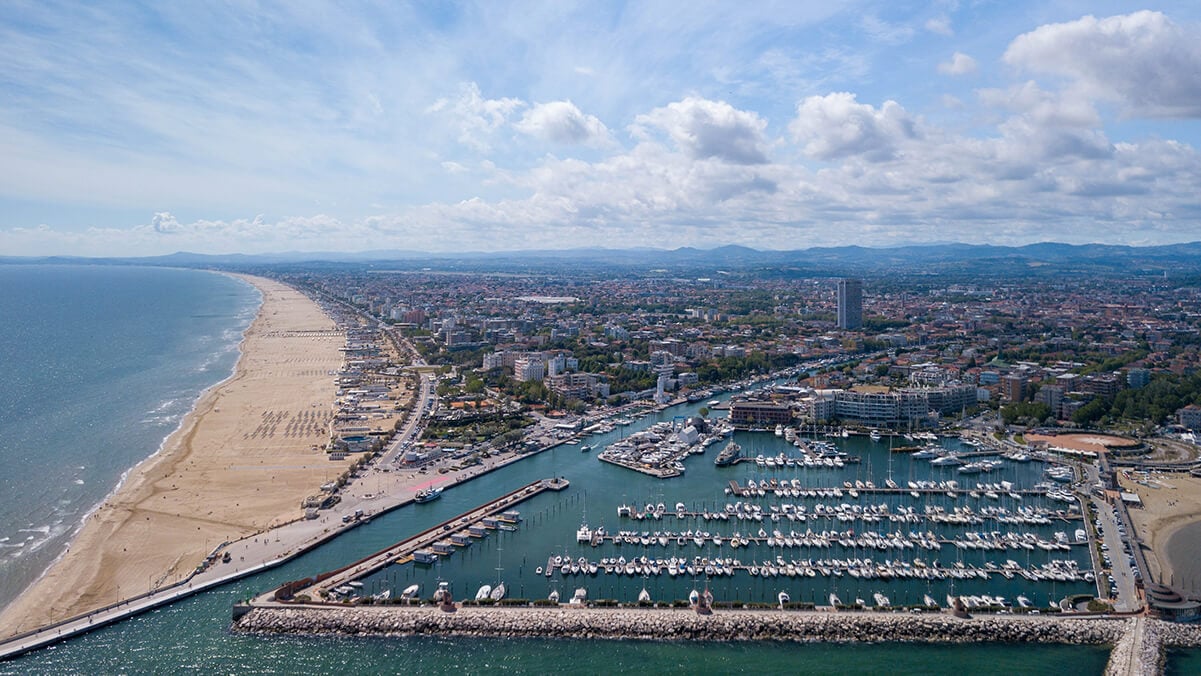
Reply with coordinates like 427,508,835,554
269,477,570,603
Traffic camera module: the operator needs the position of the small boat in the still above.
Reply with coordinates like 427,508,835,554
401,584,420,600
433,581,450,604
873,592,890,608
923,594,938,608
580,445,592,453
548,589,560,603
490,582,506,601
829,593,842,607
570,588,588,605
870,430,882,442
414,486,444,503
638,587,651,603
689,589,700,606
475,585,492,600
778,591,790,606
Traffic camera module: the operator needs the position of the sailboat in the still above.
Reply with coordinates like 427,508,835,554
490,582,506,601
490,538,506,600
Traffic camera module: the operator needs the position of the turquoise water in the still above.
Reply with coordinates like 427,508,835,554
353,407,1095,610
0,265,259,610
0,267,1112,672
1167,649,1201,675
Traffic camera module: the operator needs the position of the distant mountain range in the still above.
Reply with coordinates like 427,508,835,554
4,241,1201,277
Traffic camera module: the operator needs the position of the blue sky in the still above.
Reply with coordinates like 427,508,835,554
2,1,1201,255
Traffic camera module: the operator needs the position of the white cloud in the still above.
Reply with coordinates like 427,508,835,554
860,14,915,45
938,52,977,76
3,4,1201,255
1004,11,1201,118
151,212,181,233
515,100,610,146
427,82,525,151
790,93,918,162
925,16,953,36
978,81,1100,128
633,97,770,165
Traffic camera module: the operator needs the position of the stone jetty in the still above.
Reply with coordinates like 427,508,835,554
234,605,1201,674
236,605,1127,645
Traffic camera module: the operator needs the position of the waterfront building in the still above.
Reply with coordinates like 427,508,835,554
730,402,793,427
807,384,977,428
837,278,863,330
1147,584,1201,622
545,372,608,400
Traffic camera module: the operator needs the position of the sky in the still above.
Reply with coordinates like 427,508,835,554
2,1,1201,256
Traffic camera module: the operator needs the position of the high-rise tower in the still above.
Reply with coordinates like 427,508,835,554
837,278,862,330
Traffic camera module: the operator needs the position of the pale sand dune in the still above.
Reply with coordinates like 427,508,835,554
0,275,350,637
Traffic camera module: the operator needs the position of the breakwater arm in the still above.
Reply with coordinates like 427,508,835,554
235,604,1127,644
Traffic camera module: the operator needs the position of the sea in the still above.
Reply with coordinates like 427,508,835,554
0,264,1193,674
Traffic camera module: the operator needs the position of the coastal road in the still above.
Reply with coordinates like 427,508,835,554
379,370,435,467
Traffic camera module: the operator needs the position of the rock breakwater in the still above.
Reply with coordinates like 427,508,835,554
234,605,1128,645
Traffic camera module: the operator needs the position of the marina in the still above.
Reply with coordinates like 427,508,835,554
254,388,1103,613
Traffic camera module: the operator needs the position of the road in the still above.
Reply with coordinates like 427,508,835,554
1093,495,1141,613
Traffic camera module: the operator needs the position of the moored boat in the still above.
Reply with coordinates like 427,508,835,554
414,486,444,503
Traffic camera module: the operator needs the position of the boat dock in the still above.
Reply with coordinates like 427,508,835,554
597,453,683,479
727,482,1050,498
268,477,570,603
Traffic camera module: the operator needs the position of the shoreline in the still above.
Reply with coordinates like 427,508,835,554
0,273,347,638
6,273,264,615
1164,520,1201,595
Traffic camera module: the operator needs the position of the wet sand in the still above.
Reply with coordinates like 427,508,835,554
0,274,350,638
1118,473,1201,595
1165,521,1201,596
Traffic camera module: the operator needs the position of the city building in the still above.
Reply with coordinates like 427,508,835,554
729,402,793,427
1179,405,1201,431
837,278,863,330
1127,368,1151,389
1000,374,1027,402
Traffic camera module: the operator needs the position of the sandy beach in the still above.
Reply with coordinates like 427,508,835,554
1117,472,1201,596
0,274,349,637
